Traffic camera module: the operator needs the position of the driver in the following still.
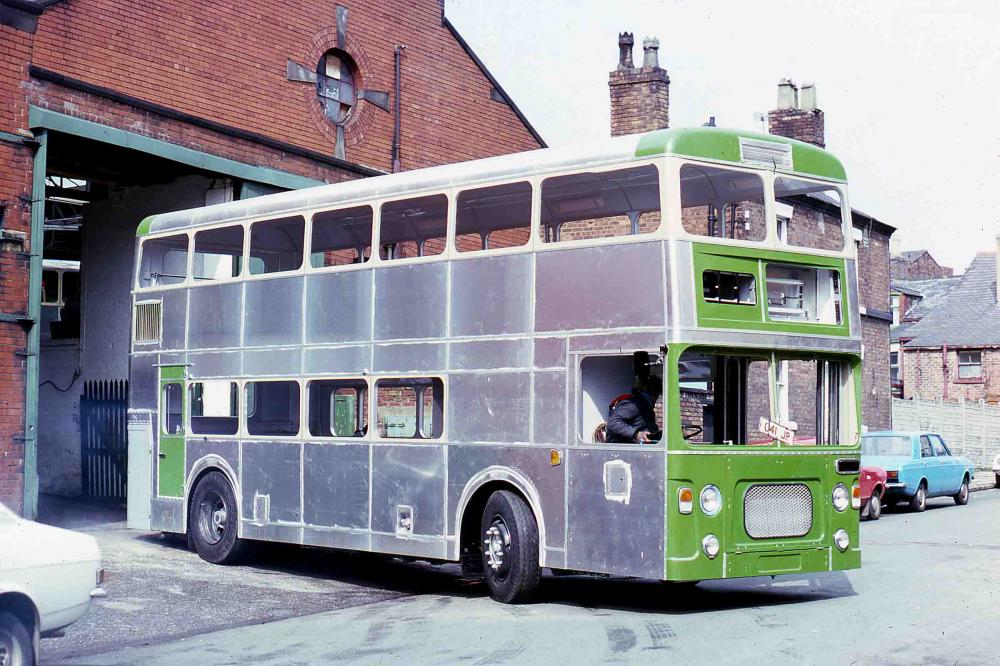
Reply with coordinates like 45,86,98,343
606,375,662,444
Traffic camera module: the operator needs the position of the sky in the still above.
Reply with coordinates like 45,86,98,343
445,0,1000,274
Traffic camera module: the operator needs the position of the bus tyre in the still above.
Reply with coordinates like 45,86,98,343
954,477,970,506
189,471,253,565
910,482,927,513
0,611,34,666
867,491,881,521
480,490,540,604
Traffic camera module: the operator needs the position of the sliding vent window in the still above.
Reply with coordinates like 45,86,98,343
766,264,842,324
677,351,772,445
190,381,238,435
307,379,368,437
375,378,444,439
680,165,766,241
775,359,846,445
246,380,300,436
539,165,660,243
311,206,373,268
456,181,531,252
774,178,846,251
138,234,188,288
193,226,244,281
249,216,305,275
379,195,448,260
703,270,756,305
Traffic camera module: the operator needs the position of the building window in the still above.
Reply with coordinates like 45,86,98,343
889,350,899,382
958,350,982,379
317,50,358,124
890,293,901,325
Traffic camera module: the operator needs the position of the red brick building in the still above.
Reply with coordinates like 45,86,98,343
891,250,953,281
0,0,544,515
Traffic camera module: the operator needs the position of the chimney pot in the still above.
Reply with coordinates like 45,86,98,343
799,83,817,111
777,79,798,110
618,32,634,70
642,36,660,70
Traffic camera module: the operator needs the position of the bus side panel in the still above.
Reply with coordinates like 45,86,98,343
185,439,239,485
240,441,302,524
302,441,370,529
188,282,242,349
160,289,188,351
450,254,533,337
447,445,566,552
371,444,446,538
188,351,241,378
566,448,665,578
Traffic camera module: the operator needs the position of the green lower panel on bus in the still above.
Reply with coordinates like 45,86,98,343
726,548,828,578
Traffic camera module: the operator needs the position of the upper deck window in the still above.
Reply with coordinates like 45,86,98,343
456,181,532,252
249,216,305,275
774,178,846,251
311,205,373,268
193,226,244,281
379,194,448,260
539,165,660,243
138,234,188,288
680,165,766,242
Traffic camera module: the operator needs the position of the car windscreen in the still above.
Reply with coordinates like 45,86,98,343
862,436,911,456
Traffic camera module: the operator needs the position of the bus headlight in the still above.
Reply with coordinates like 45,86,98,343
834,529,850,552
702,534,720,559
700,485,722,516
832,484,849,512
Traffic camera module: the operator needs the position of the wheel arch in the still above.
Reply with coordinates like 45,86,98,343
453,466,547,567
0,591,39,637
183,455,242,535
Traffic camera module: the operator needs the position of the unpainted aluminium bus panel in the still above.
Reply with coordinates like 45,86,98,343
186,439,239,485
244,348,302,377
129,354,159,410
150,497,185,533
449,339,532,371
304,345,372,374
160,289,188,351
374,264,447,341
374,342,446,373
244,277,304,347
532,371,567,446
566,448,665,578
568,332,666,353
305,271,373,344
188,282,242,349
533,337,567,369
446,444,566,549
450,254,533,337
188,351,241,378
241,441,302,524
448,373,531,444
370,444,446,537
534,243,666,332
302,442,370,529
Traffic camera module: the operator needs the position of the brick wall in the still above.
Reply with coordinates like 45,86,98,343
891,253,953,280
902,348,1000,404
767,108,825,148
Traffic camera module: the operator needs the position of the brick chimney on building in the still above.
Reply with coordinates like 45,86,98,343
767,79,825,148
609,33,670,136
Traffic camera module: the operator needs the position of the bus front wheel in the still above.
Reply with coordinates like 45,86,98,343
189,471,253,565
480,490,540,604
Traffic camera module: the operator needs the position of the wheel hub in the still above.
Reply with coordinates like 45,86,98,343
0,630,13,666
484,519,511,574
198,491,228,545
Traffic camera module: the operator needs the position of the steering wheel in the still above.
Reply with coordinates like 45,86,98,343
682,425,703,440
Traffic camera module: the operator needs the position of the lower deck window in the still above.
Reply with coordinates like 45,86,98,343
679,352,771,445
375,378,443,439
246,381,300,436
190,381,238,435
776,359,845,445
308,379,368,437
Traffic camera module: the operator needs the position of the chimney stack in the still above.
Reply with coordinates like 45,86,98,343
609,32,670,137
767,79,825,148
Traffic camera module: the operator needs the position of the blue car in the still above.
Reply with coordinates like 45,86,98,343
860,431,974,512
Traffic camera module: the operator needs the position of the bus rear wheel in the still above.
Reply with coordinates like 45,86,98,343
189,471,253,565
480,490,540,604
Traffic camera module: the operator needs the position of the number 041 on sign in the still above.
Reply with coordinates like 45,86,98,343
759,417,795,445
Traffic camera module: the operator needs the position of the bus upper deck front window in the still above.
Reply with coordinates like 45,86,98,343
680,165,766,241
678,351,771,445
138,234,188,288
773,178,846,251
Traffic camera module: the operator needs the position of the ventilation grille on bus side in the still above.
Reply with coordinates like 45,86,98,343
739,137,794,170
134,301,162,344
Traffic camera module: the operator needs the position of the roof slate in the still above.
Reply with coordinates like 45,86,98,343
900,254,998,348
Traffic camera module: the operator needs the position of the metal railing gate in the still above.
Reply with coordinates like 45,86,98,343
80,379,128,503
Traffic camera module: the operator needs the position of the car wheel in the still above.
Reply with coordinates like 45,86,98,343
189,470,254,565
867,491,882,521
954,477,970,506
909,482,927,513
481,490,540,604
0,611,34,666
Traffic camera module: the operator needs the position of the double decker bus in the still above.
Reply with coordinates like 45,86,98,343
127,127,862,603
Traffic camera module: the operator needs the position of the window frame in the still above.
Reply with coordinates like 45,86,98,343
243,378,302,438
453,179,535,257
136,232,191,291
676,161,769,245
305,376,371,439
375,192,452,265
306,204,375,274
772,175,849,253
246,215,307,279
957,350,983,380
188,379,240,437
373,376,446,441
191,224,246,285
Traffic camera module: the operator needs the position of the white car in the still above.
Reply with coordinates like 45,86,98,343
0,502,104,666
993,453,1000,488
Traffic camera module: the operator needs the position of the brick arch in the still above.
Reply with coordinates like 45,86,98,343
304,29,383,151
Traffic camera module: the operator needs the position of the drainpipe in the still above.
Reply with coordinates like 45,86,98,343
391,45,405,173
22,129,47,518
941,343,949,401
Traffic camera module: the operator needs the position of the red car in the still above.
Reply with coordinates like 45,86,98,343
860,466,887,520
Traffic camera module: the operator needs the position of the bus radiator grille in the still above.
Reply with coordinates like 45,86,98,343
743,483,813,539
